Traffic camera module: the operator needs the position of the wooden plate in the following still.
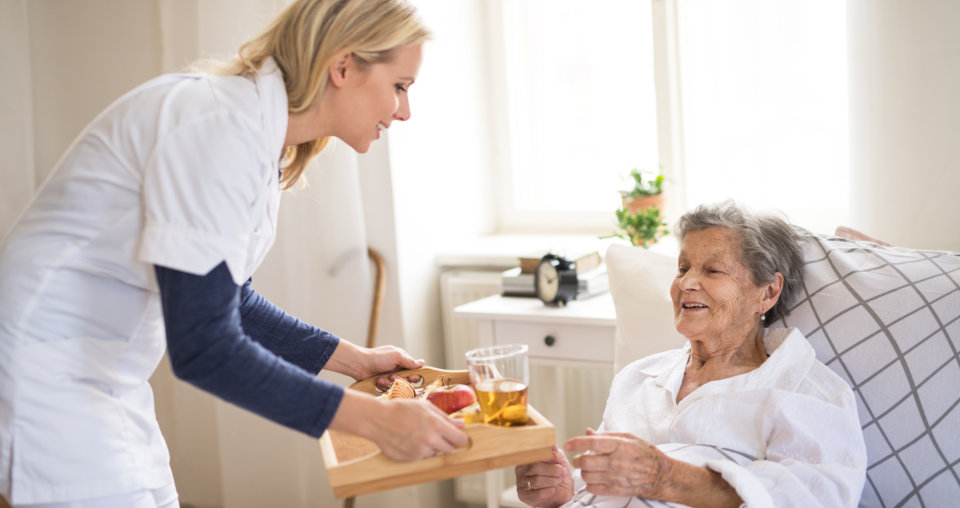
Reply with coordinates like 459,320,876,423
319,367,555,498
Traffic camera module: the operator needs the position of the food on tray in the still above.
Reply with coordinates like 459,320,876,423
449,401,482,424
381,377,415,399
321,368,556,498
418,376,445,399
375,374,422,392
378,375,477,415
425,383,477,414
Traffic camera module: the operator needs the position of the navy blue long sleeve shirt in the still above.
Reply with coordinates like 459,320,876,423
154,261,345,437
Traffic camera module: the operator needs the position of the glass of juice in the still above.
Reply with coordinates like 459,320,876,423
465,344,529,426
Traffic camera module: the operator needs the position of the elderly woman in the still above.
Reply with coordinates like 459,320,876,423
516,201,867,507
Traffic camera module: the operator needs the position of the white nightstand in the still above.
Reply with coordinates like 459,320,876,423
454,293,617,508
455,292,617,368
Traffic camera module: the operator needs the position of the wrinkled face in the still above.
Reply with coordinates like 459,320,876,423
670,227,767,343
335,44,423,153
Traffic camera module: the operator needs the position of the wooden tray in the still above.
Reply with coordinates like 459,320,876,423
319,367,555,498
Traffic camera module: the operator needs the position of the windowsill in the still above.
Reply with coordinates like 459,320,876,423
435,234,678,270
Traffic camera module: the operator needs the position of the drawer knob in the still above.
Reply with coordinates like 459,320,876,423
544,335,556,347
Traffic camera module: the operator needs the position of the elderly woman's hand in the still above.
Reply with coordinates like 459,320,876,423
564,429,670,499
515,445,575,508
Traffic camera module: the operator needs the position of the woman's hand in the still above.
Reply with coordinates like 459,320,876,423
327,340,424,382
330,389,468,462
564,429,670,499
355,344,423,380
372,397,468,461
515,445,575,508
357,345,427,391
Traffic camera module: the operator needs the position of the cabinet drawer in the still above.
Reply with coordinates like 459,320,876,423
491,321,614,364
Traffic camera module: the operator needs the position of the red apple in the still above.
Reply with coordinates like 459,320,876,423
426,384,477,414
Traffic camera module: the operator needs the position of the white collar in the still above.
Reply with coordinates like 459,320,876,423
253,57,289,166
645,327,816,398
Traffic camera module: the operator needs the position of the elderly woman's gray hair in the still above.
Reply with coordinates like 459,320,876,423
675,200,804,325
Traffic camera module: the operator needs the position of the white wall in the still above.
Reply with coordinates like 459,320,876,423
0,0,35,240
847,0,960,251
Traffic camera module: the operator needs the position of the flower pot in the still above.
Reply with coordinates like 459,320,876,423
622,194,664,214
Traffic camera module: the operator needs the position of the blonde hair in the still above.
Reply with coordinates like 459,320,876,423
214,0,431,189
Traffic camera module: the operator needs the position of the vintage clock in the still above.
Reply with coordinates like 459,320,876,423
534,254,578,306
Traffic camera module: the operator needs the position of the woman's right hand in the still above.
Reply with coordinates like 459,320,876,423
515,445,575,507
330,389,468,461
374,397,469,460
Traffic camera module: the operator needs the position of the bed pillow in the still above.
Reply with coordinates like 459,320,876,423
768,231,960,507
605,243,685,373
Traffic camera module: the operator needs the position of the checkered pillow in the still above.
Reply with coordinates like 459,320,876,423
770,232,960,507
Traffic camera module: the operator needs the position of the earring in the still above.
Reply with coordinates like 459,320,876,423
760,312,766,321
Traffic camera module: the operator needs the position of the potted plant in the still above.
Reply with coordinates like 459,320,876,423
613,206,668,249
611,167,668,248
620,167,664,214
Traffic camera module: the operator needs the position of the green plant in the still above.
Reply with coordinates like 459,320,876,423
620,168,664,199
613,206,668,249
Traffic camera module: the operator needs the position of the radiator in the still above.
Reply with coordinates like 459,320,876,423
438,270,503,504
439,270,503,371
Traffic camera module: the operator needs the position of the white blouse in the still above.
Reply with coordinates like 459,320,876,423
564,328,867,508
0,59,287,503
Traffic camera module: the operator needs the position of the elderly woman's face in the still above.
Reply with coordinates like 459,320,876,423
670,227,767,343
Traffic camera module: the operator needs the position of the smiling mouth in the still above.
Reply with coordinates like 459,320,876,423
682,303,708,310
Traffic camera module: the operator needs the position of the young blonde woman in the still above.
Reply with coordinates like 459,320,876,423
0,1,467,506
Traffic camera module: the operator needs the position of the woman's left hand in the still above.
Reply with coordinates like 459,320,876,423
327,340,424,383
356,344,424,381
564,428,671,499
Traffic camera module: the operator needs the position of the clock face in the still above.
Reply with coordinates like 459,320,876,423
536,261,560,303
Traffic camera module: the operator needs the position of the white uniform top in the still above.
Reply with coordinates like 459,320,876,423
0,58,287,504
564,328,867,508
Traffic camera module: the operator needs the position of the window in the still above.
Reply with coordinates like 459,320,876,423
490,0,660,232
490,0,849,234
677,0,849,233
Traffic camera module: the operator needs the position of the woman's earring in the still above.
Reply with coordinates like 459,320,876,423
760,313,766,321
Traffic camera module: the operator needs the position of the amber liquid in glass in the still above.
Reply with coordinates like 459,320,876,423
474,378,528,426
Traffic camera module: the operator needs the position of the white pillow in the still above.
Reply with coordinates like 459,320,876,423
605,243,686,373
769,231,960,507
